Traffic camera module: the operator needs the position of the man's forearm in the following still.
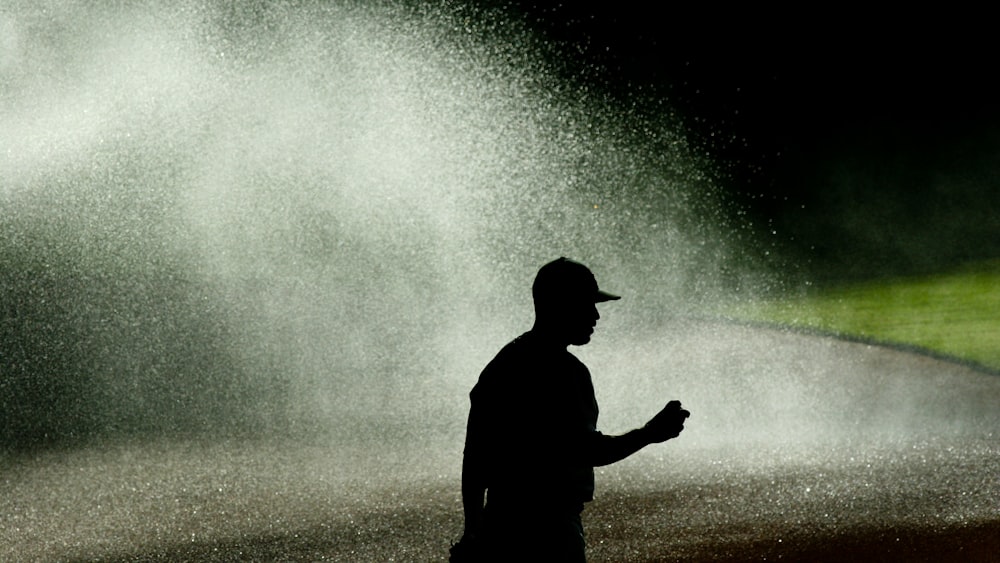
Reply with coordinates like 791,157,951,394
588,427,653,467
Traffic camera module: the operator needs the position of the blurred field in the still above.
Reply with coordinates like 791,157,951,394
731,259,1000,371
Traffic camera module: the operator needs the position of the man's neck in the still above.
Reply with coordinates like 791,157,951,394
528,323,570,349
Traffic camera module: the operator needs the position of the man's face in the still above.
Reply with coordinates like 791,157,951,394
554,297,601,346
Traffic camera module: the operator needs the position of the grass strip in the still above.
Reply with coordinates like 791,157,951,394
729,260,1000,371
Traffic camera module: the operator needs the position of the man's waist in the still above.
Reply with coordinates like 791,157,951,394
485,493,586,516
486,482,592,509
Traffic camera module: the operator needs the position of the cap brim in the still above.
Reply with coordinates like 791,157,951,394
595,290,620,302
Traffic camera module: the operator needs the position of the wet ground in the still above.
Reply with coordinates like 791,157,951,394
3,327,998,562
2,437,997,562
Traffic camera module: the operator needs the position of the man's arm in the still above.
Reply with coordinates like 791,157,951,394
459,393,489,539
460,454,486,537
587,427,654,467
587,401,690,467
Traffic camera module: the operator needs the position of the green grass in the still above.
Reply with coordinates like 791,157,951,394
729,260,1000,371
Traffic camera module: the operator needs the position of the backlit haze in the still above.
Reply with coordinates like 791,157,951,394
2,1,995,462
3,1,745,452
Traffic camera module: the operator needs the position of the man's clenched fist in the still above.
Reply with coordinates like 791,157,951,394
643,400,690,443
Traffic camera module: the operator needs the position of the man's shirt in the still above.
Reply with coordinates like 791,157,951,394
464,330,601,508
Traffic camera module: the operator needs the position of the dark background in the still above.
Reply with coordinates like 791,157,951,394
495,3,1000,283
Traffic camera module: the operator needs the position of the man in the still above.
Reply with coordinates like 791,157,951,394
452,257,690,562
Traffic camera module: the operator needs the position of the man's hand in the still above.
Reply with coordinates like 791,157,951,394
643,400,690,443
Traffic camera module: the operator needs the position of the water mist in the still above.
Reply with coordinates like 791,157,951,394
1,1,739,449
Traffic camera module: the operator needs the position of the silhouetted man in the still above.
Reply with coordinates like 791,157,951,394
452,257,690,562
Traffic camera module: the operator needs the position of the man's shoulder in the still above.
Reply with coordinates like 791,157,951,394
473,332,537,385
481,332,533,373
475,331,586,384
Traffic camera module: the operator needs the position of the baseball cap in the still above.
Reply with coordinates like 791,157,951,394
532,257,621,304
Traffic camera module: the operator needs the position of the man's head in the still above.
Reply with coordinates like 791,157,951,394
531,257,620,346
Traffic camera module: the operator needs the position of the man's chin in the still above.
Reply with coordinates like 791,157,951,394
570,334,592,346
